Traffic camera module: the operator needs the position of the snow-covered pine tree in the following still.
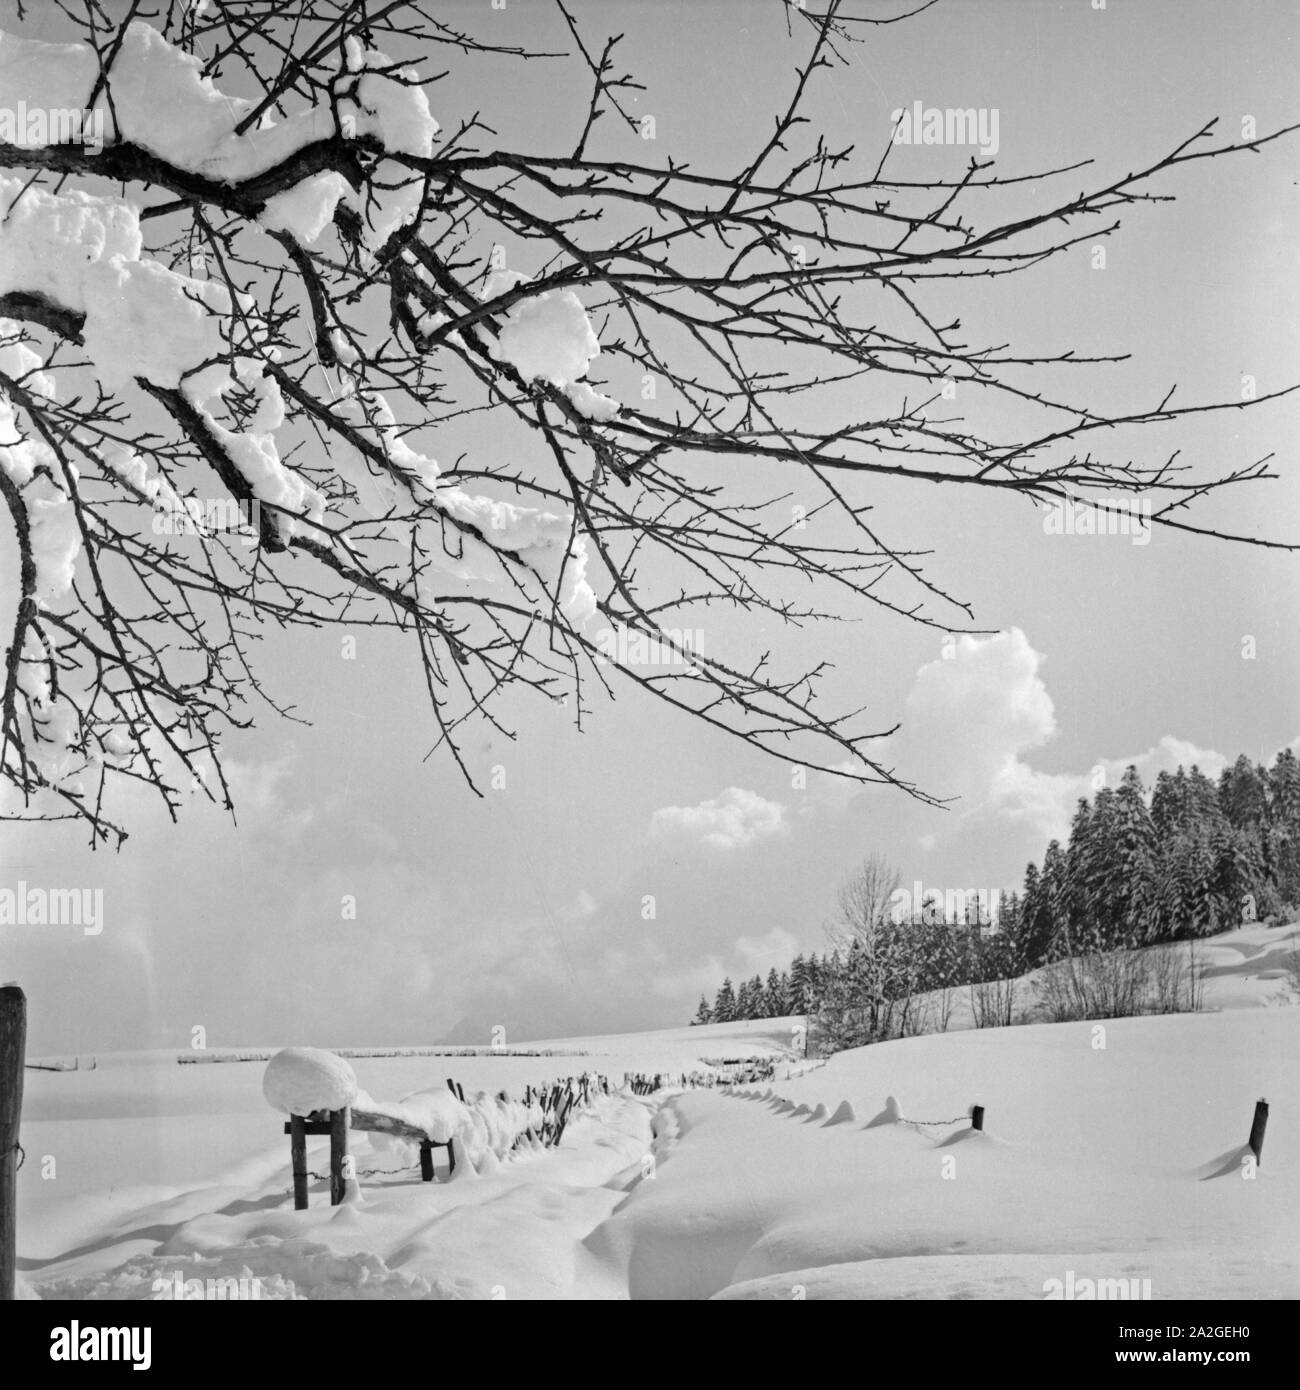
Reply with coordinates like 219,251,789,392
748,974,767,1018
1268,749,1300,908
712,977,736,1024
995,890,1026,974
1113,765,1159,946
1151,768,1192,842
764,967,788,1017
1063,798,1099,950
1040,840,1070,960
1019,861,1054,967
789,954,812,1013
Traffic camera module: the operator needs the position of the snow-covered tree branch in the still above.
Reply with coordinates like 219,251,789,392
0,0,1295,845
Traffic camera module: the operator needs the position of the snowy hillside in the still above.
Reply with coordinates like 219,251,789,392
16,923,1300,1299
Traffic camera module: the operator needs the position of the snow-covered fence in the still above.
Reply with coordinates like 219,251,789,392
625,1057,778,1095
625,1070,708,1094
715,1057,778,1085
263,1050,612,1210
24,1055,95,1072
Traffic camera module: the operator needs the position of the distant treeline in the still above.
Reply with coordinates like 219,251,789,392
691,750,1300,1030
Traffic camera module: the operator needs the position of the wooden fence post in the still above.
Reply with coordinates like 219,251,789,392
419,1140,434,1183
289,1115,309,1211
971,1104,985,1132
1,984,26,1301
1248,1099,1268,1165
330,1106,350,1205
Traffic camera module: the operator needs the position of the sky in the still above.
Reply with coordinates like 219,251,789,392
1,0,1298,1054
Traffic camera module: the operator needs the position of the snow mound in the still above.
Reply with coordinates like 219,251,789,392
262,1047,357,1116
807,1102,828,1122
935,1126,1004,1149
864,1095,904,1128
825,1099,857,1126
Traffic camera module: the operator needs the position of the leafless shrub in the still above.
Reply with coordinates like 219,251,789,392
968,973,1017,1029
1035,942,1203,1022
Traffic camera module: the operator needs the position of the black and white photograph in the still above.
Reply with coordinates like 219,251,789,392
0,0,1297,1338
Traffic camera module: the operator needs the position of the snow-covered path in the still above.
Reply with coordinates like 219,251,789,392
27,1092,657,1299
596,1072,1297,1299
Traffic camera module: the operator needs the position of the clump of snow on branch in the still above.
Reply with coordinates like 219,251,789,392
0,177,232,391
565,379,620,423
187,362,326,539
495,289,600,387
0,22,437,253
0,22,436,180
482,266,620,422
258,173,354,247
325,383,597,621
0,176,323,544
0,330,79,605
0,329,86,784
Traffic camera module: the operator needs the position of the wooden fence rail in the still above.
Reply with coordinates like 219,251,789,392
282,1071,613,1210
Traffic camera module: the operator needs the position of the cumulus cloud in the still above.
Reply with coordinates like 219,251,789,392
901,628,1057,802
889,628,1246,847
649,785,788,850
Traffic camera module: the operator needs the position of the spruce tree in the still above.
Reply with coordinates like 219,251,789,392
806,952,823,1005
789,954,811,1013
747,974,765,1017
764,967,788,1016
1268,749,1300,908
1113,765,1159,945
1219,754,1270,831
1063,798,1098,949
713,977,736,1023
1151,767,1190,841
995,890,1025,973
1019,861,1054,966
1040,840,1069,958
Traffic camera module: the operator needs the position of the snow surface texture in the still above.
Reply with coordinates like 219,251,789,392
20,922,1300,1300
262,1047,358,1117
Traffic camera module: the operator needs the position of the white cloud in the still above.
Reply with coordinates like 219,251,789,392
649,785,788,850
901,628,1057,803
890,629,1245,846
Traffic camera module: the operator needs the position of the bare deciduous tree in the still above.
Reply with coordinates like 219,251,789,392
2,0,1295,844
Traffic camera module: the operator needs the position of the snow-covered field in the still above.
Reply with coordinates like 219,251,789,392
17,924,1300,1299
